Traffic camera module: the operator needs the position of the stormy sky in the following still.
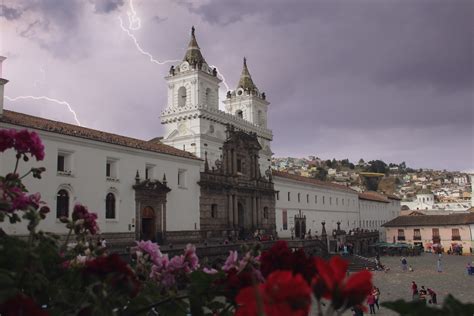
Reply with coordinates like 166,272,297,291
0,0,473,171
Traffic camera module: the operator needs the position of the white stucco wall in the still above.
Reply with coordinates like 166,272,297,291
0,123,202,235
274,176,360,238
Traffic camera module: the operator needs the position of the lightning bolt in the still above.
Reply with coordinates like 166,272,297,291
119,0,230,92
5,95,82,126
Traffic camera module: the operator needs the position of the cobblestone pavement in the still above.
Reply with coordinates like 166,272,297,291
313,253,474,315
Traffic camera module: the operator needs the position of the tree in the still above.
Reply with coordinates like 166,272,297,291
368,160,388,174
358,158,365,165
314,167,328,181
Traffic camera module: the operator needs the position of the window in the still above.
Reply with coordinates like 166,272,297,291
145,165,154,180
282,210,288,230
413,228,421,240
336,198,338,205
211,204,218,218
329,197,332,205
106,158,118,179
342,198,344,206
57,151,72,174
205,88,211,106
178,169,187,188
106,193,116,219
452,228,461,241
178,86,187,107
397,229,405,241
263,207,269,219
236,110,243,118
306,194,309,203
57,155,65,172
276,192,279,200
288,192,291,201
323,196,325,204
432,228,440,241
298,193,300,203
56,190,69,218
315,195,318,204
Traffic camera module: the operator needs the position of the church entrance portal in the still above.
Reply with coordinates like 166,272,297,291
141,206,156,241
294,213,306,239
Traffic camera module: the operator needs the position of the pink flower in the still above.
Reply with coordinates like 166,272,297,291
184,243,199,270
203,267,218,274
72,204,99,235
223,250,239,271
136,240,163,265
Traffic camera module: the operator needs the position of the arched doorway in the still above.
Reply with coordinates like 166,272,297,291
294,213,306,239
141,206,156,241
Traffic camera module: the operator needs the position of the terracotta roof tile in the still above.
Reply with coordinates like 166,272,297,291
0,110,200,161
382,213,474,227
358,191,390,203
272,170,356,193
386,193,401,200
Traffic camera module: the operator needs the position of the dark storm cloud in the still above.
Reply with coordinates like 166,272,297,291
92,0,125,14
0,4,22,20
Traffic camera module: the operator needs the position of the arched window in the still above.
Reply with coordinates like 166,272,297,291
205,88,211,106
56,189,69,218
178,86,187,107
211,204,218,218
106,193,116,219
236,110,243,118
263,207,269,219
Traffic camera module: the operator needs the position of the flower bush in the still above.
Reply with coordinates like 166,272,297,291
1,128,473,316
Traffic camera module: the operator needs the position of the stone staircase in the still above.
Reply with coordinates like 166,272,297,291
346,255,377,271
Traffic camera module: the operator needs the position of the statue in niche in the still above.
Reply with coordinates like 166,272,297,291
169,65,175,75
215,158,222,172
212,68,217,76
262,92,266,100
226,91,231,98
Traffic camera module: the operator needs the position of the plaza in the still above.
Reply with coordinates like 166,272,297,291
367,253,474,315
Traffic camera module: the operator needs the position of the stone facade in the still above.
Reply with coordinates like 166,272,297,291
199,127,275,238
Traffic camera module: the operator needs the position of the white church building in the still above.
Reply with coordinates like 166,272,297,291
0,28,400,244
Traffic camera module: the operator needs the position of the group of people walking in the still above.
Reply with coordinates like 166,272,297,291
411,281,437,304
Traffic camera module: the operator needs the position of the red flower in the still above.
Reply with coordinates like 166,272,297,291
84,254,141,297
0,129,15,153
236,270,312,316
260,241,317,284
224,267,261,299
13,130,45,161
0,293,49,316
313,256,373,310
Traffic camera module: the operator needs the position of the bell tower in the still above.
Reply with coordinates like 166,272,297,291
223,58,269,128
164,26,221,111
223,58,272,173
161,27,224,163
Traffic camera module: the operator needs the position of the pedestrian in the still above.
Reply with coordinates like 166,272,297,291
373,287,380,310
401,257,408,271
411,281,418,300
367,293,376,314
100,237,107,249
408,265,414,272
419,286,427,303
467,262,472,276
437,257,442,273
427,288,437,304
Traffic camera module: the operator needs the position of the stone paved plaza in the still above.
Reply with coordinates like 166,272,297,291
364,253,474,315
312,253,474,315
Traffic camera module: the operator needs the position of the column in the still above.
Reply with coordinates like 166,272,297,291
251,196,256,228
227,194,233,227
232,150,237,175
233,194,238,227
